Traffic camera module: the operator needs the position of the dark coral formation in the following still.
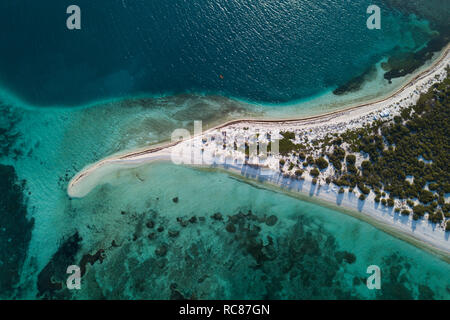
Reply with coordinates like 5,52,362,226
333,66,377,95
71,208,366,299
0,164,34,298
0,104,24,160
37,232,82,298
383,35,449,82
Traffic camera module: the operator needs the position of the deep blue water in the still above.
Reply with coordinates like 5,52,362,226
0,0,439,106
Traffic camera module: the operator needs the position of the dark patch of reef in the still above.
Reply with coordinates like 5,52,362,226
383,0,450,31
36,231,106,299
36,194,443,299
82,204,439,299
383,35,449,82
0,104,25,160
381,0,449,83
333,65,377,95
37,232,82,298
67,207,365,299
0,164,34,298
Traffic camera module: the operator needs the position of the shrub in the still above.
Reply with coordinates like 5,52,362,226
401,209,410,216
419,190,434,204
315,157,329,170
281,131,295,140
346,154,356,165
387,198,395,207
295,169,303,177
413,204,427,216
310,168,320,177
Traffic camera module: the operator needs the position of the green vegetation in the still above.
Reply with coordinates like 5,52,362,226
401,209,410,216
387,198,395,207
252,70,450,230
279,131,303,156
328,146,345,170
310,168,320,177
332,71,449,228
315,157,329,170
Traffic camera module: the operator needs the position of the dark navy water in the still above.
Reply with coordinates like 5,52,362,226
0,0,439,106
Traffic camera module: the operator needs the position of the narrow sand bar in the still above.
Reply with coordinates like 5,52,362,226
68,45,450,258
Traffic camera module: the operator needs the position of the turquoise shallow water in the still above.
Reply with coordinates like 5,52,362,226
0,1,449,299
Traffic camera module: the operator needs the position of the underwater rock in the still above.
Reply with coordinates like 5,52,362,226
198,275,208,283
155,244,168,257
170,288,186,300
37,232,82,298
225,223,236,233
0,165,34,298
189,216,197,223
157,226,164,232
177,217,189,227
79,249,105,276
418,285,434,300
265,215,278,226
148,232,156,240
172,197,179,203
333,65,376,95
211,212,223,221
335,251,356,264
261,244,277,261
156,258,167,269
146,220,155,228
168,229,180,238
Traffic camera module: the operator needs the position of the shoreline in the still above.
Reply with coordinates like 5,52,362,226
68,44,450,257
